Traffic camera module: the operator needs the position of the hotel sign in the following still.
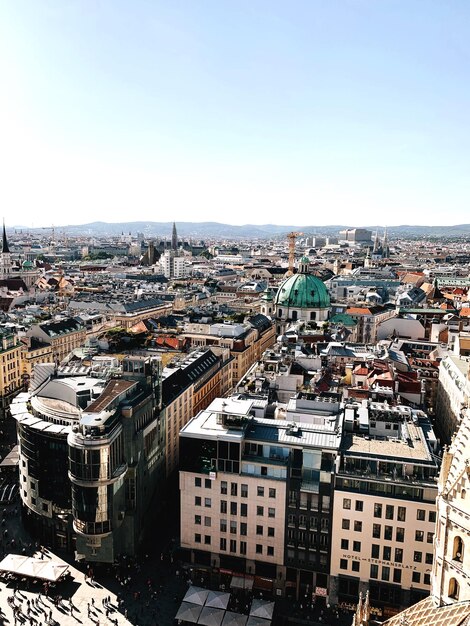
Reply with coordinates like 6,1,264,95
341,554,417,570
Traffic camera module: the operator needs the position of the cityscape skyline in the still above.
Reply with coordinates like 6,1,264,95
1,1,470,227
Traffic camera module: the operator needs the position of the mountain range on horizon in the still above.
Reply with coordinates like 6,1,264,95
10,221,470,239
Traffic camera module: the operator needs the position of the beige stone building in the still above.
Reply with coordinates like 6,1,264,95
0,330,23,409
26,318,86,363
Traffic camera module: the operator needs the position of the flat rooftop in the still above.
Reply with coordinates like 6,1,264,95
84,379,136,414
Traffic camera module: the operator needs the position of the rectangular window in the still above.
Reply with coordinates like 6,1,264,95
395,548,403,563
370,564,378,579
269,488,276,498
230,521,237,534
371,544,380,559
257,506,264,516
381,566,390,582
429,511,436,523
342,519,350,530
240,541,247,555
353,541,361,552
220,538,227,551
195,515,201,525
231,483,238,496
412,571,421,584
424,574,431,585
195,496,202,506
195,477,202,487
397,506,406,522
257,486,265,497
268,507,275,518
417,509,426,521
372,524,381,539
374,503,382,518
230,539,237,553
230,502,237,515
221,481,228,495
355,500,364,512
341,539,349,550
354,521,362,532
241,484,248,498
352,561,360,572
220,500,227,514
384,525,393,541
205,479,212,489
195,533,201,543
267,546,274,556
256,544,263,554
396,527,405,542
414,551,422,563
427,532,434,544
204,535,211,545
340,559,348,570
383,546,391,561
268,527,275,537
220,519,227,533
204,516,211,527
393,569,402,584
204,498,211,508
385,505,394,520
240,503,248,517
425,553,433,565
343,498,351,509
240,523,247,536
415,530,424,542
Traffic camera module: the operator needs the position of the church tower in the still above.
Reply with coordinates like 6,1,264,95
0,220,12,277
171,222,178,251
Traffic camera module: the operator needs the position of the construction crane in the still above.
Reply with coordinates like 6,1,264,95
286,231,303,276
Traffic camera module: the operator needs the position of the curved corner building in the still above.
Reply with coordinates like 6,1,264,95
11,356,163,563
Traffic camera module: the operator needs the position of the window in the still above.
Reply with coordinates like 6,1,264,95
426,552,433,565
355,500,363,512
370,564,378,579
257,486,265,497
424,574,431,586
427,532,434,544
230,539,237,553
353,541,361,552
374,503,382,518
240,523,247,536
381,566,390,582
269,488,276,498
240,503,247,517
397,506,406,522
268,527,275,537
257,506,264,516
195,477,202,487
415,530,424,542
267,546,274,556
417,509,426,521
220,519,227,533
221,481,227,494
449,578,460,600
385,505,394,520
393,569,402,584
396,527,405,542
220,538,227,551
204,535,211,545
412,571,421,584
343,498,351,510
256,525,263,535
354,521,362,532
231,483,238,496
241,484,248,498
341,539,349,550
230,502,237,515
256,544,263,554
371,544,380,559
220,500,227,514
372,524,381,539
342,519,350,530
230,521,237,534
383,546,391,561
395,548,403,563
414,551,422,563
204,517,211,527
268,507,275,518
453,536,464,562
240,541,247,555
195,515,201,525
384,526,393,541
429,511,436,523
205,479,212,489
195,496,202,506
204,498,211,508
352,561,360,572
195,533,201,543
340,559,348,570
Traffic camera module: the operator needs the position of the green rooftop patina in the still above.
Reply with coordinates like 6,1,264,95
274,260,330,310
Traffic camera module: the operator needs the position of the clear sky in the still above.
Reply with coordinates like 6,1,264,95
1,0,469,228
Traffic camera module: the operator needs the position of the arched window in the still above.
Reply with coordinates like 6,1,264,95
453,536,464,562
449,578,460,600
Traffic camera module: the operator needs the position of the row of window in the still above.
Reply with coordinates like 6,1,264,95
341,519,433,543
194,497,276,518
288,514,329,530
339,560,431,586
194,476,277,499
343,499,436,524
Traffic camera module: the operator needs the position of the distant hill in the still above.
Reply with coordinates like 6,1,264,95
12,221,470,239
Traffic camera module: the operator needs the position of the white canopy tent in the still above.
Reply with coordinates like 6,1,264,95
205,591,231,610
175,602,203,623
222,611,248,626
198,606,225,626
0,554,69,582
183,586,210,606
249,600,275,621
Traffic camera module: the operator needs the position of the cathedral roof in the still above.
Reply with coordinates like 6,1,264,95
274,272,330,309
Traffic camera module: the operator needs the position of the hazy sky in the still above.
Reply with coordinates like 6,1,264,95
1,1,469,228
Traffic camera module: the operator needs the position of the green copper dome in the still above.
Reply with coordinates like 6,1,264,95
274,272,330,310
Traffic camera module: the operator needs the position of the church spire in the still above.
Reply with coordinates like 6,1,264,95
2,219,10,254
171,222,178,251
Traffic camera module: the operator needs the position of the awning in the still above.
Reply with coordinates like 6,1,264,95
222,612,248,626
206,591,231,610
0,554,69,582
250,600,274,621
230,575,254,590
183,586,210,606
176,602,203,623
198,606,225,626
